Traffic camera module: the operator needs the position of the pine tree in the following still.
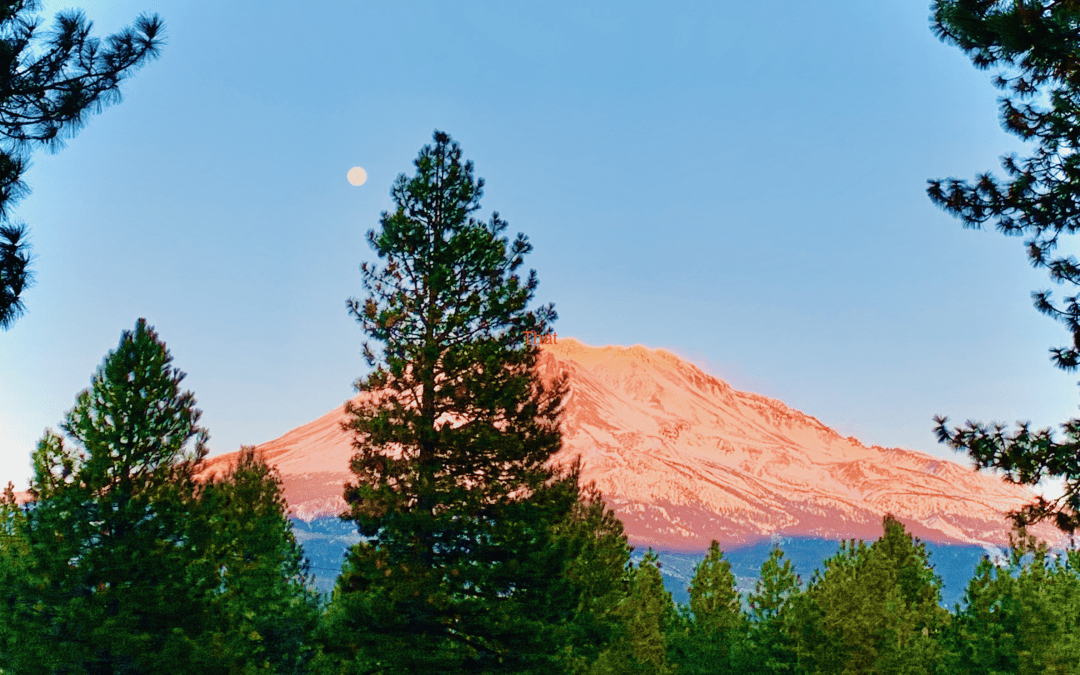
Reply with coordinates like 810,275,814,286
803,516,950,675
0,483,37,672
192,447,321,675
745,547,805,674
927,0,1080,534
590,551,677,675
0,1,164,330
0,318,210,673
670,541,746,674
948,527,1080,674
0,320,320,674
321,130,593,674
551,480,636,675
0,222,30,329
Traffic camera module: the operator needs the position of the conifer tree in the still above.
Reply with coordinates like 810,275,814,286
948,527,1080,674
552,481,636,675
744,547,805,675
0,1,164,330
0,483,37,670
689,542,743,637
669,541,746,674
0,222,31,329
590,551,677,675
803,516,950,675
192,447,321,674
0,319,210,673
0,320,320,674
928,0,1080,533
321,130,598,674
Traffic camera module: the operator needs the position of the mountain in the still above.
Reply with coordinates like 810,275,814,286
200,338,1061,551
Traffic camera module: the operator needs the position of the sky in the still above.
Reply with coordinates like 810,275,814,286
1,0,1076,495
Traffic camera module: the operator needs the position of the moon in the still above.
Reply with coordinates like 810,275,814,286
347,167,368,186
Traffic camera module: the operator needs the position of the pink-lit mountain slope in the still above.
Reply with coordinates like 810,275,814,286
201,338,1061,550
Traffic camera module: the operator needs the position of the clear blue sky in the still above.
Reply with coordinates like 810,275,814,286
1,0,1075,493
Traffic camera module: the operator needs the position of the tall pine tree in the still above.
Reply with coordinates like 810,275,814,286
803,516,950,675
0,319,210,673
0,320,320,674
321,130,600,674
928,0,1080,533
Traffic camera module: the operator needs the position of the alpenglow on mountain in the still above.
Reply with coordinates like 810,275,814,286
200,338,1058,549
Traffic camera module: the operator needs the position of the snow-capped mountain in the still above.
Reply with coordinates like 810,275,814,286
201,338,1061,549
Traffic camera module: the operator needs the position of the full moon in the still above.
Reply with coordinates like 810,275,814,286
347,167,367,186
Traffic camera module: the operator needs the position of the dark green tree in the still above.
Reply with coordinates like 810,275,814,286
0,318,210,673
669,541,746,674
0,0,164,330
947,527,1080,674
744,547,807,674
320,130,599,674
928,0,1080,533
802,516,950,675
551,480,636,675
192,446,321,674
590,551,677,675
0,221,31,329
0,483,38,670
0,320,320,674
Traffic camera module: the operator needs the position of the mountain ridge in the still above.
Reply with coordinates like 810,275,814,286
200,338,1062,549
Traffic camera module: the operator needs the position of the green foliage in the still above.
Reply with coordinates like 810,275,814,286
0,320,318,674
321,130,607,675
0,222,30,329
669,541,746,674
0,1,164,330
0,319,209,673
743,547,807,674
0,483,39,671
689,542,743,634
193,447,321,674
749,547,800,624
928,0,1080,533
802,515,950,675
551,480,635,675
589,551,677,675
947,528,1080,674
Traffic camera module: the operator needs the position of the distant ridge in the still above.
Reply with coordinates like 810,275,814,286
193,338,1059,549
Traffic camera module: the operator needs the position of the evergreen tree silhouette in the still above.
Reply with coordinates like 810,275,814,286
0,320,319,673
929,0,1080,534
321,130,624,674
0,1,164,330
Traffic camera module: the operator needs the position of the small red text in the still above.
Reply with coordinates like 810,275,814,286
524,331,557,345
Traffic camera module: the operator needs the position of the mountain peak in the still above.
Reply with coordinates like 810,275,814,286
200,339,1060,549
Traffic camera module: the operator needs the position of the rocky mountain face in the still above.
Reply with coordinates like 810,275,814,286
201,338,1060,550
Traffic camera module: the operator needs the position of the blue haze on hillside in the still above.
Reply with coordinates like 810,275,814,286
292,518,997,609
629,539,995,610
